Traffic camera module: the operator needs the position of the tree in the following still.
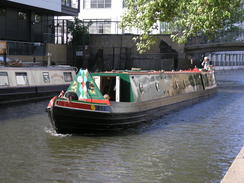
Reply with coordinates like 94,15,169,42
68,17,90,46
121,0,244,53
68,17,91,68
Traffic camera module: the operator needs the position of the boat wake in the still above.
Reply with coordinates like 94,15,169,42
44,127,71,137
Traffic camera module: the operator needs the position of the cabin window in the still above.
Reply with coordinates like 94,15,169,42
42,72,50,83
63,72,73,82
0,72,9,86
15,72,29,86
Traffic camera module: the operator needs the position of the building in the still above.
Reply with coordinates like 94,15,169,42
79,0,163,34
79,0,125,34
0,0,80,59
77,0,182,71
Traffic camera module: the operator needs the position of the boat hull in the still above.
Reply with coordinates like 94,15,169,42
0,84,69,105
48,87,217,134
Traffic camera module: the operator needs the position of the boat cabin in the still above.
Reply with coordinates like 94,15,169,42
92,72,134,103
90,70,216,103
62,69,216,106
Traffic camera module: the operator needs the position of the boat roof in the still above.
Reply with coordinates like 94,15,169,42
92,68,203,76
0,65,76,71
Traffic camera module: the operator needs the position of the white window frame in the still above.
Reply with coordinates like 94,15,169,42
88,20,111,34
63,72,73,82
115,76,120,102
0,72,9,86
84,0,111,9
42,72,50,83
15,72,29,86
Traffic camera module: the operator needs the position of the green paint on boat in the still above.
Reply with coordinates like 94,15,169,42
66,69,105,100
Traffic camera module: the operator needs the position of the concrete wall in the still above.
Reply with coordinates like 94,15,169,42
88,34,187,71
6,35,187,70
46,44,67,65
89,34,185,57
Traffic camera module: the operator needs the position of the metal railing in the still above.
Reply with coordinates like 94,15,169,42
209,53,244,66
7,41,46,56
186,30,244,46
52,19,244,48
82,20,143,35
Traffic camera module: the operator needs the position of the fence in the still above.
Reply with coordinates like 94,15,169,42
187,30,244,46
209,53,244,66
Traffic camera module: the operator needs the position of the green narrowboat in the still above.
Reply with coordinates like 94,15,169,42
47,68,217,134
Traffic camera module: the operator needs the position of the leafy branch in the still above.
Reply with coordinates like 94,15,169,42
121,0,244,53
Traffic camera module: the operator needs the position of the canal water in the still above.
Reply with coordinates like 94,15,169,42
0,70,244,183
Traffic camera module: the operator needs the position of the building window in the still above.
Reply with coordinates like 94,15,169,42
84,0,111,8
15,72,29,86
88,20,111,34
64,72,73,82
43,72,50,83
62,0,79,9
0,72,9,86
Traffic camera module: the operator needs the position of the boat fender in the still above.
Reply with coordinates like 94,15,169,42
47,96,57,109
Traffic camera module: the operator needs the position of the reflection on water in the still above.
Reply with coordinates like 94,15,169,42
0,70,244,183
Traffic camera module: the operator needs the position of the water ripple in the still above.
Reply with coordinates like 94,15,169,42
0,70,244,183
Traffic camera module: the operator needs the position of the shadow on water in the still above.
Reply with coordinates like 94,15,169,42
0,99,49,122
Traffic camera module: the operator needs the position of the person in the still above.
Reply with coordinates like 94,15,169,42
201,57,211,71
104,94,110,100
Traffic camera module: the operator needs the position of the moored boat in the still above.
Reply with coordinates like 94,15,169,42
47,68,217,134
0,66,76,104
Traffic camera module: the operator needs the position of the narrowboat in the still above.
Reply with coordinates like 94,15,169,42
47,68,217,134
0,66,76,105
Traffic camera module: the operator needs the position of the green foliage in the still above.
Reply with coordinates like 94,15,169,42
121,0,244,53
68,17,90,46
